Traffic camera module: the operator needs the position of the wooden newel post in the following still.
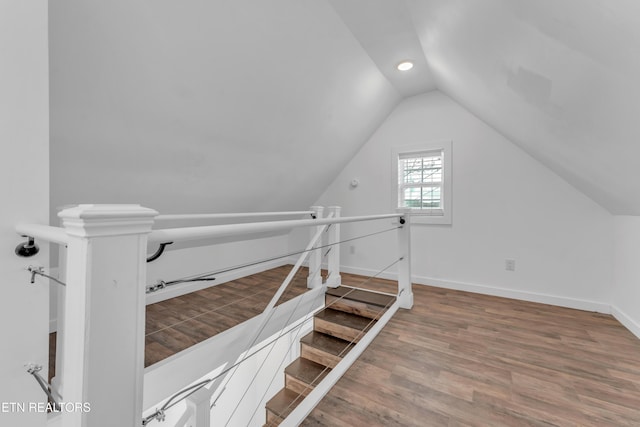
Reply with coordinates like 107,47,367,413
325,206,342,288
307,206,324,289
58,204,158,427
396,211,413,309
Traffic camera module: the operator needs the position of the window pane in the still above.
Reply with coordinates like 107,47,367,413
422,156,442,183
400,154,442,185
403,187,423,208
422,187,441,208
401,186,442,209
397,149,445,211
401,158,424,184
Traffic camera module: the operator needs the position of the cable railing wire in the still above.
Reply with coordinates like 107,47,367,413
204,218,333,411
146,225,401,292
245,256,401,426
144,257,398,426
143,227,331,425
142,256,398,426
263,270,400,427
26,364,62,412
223,267,329,426
27,266,66,286
141,226,401,425
142,298,324,426
145,225,396,336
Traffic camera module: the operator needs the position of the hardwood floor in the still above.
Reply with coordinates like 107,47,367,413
49,266,640,425
49,266,396,373
303,285,640,426
145,265,309,366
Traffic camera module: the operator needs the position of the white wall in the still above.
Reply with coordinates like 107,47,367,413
49,0,399,218
612,216,640,337
0,1,50,426
312,91,614,311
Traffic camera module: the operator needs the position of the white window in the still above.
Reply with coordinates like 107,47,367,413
392,141,452,224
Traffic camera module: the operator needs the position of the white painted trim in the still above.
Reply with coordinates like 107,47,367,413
148,214,402,244
336,263,611,314
415,275,611,314
611,305,640,340
391,140,453,225
280,300,400,427
155,211,314,221
49,318,57,334
145,258,290,304
15,223,70,245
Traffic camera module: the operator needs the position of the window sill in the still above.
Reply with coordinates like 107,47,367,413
398,210,452,225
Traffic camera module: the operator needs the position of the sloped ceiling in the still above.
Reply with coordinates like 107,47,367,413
406,0,640,214
51,0,640,216
49,0,400,215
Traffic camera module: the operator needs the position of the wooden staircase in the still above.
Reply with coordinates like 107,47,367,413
264,286,396,426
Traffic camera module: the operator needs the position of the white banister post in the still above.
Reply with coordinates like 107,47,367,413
51,240,67,400
396,210,413,309
58,204,158,427
307,206,324,289
185,385,213,427
325,206,342,288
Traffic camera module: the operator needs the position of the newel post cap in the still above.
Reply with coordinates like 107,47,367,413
58,204,159,237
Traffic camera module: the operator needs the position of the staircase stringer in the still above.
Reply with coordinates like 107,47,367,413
278,299,400,426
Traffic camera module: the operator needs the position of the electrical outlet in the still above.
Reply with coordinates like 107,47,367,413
505,259,515,271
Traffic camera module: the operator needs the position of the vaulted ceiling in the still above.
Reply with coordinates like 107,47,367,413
50,0,640,215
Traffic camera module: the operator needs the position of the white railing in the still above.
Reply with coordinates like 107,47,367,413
14,204,412,427
15,223,70,246
147,213,403,244
154,211,314,222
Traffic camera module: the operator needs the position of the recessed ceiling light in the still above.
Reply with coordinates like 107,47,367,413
397,61,414,71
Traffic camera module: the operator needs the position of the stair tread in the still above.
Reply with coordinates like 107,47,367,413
285,357,330,385
300,331,353,356
315,307,374,331
326,286,396,308
265,388,304,418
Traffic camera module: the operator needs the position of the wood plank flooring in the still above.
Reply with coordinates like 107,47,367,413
302,285,640,426
145,265,310,366
48,266,640,425
49,265,395,372
145,269,396,366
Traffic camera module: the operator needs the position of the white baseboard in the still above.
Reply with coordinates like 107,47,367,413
611,305,640,339
337,264,611,314
145,258,290,305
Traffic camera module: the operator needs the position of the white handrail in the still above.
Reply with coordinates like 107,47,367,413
154,211,314,222
148,213,403,244
15,224,69,245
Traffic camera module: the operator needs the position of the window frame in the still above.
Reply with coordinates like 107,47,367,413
392,140,452,225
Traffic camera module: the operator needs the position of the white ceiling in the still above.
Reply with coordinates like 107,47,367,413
50,0,640,215
406,0,640,214
328,0,436,97
333,0,640,215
